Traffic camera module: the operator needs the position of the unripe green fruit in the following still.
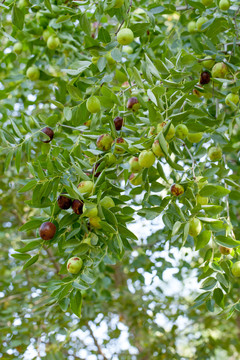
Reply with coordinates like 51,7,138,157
96,134,113,151
105,153,116,166
196,17,208,32
152,140,168,157
188,21,196,33
175,124,189,139
43,30,52,42
231,261,240,277
157,122,175,140
148,126,156,137
82,237,92,245
114,137,127,154
212,62,228,78
13,42,23,54
114,0,124,8
106,52,116,65
202,0,213,6
171,184,184,196
196,194,208,205
47,36,60,50
123,45,133,54
225,93,239,106
208,146,222,161
67,257,83,274
78,180,94,194
129,173,143,186
138,150,155,168
117,28,134,45
196,176,208,190
86,96,101,113
129,157,142,173
219,246,231,255
83,204,98,217
189,218,202,237
187,132,203,143
91,56,99,65
27,66,40,81
202,56,215,69
100,196,115,208
89,216,101,229
219,0,230,11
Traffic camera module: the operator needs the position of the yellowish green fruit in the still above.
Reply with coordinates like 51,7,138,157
188,21,196,33
129,173,143,186
89,216,101,229
152,140,167,157
100,196,115,208
219,0,230,11
175,124,189,139
105,153,116,166
196,176,208,190
138,150,155,168
106,52,116,65
219,246,231,255
96,134,113,151
189,218,202,237
231,261,240,277
208,146,222,161
196,17,208,32
83,204,98,217
187,132,203,143
225,93,239,106
86,96,101,113
123,45,133,54
129,157,143,173
47,36,60,50
212,62,228,78
117,28,134,45
202,56,215,69
196,194,208,205
157,122,175,140
78,180,94,194
171,184,184,196
43,30,52,42
67,257,83,274
13,42,23,54
27,66,40,81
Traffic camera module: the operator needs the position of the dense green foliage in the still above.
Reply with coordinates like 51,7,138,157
1,0,240,358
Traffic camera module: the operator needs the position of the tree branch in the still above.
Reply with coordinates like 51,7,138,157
86,322,108,360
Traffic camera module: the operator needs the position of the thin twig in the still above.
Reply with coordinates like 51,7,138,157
115,0,133,35
43,245,64,278
180,140,196,180
86,322,108,360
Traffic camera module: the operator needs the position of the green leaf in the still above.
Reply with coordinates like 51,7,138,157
98,28,111,43
199,185,230,198
23,254,39,270
44,0,52,12
215,236,240,249
195,230,211,250
15,146,22,173
19,219,42,232
200,277,217,291
172,221,182,236
18,180,38,193
118,224,138,240
70,289,82,318
12,6,24,30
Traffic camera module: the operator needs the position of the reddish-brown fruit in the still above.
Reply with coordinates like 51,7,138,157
127,97,140,111
116,137,125,144
170,184,184,197
39,222,56,240
41,127,54,143
92,163,101,177
57,195,72,210
200,71,211,85
114,116,123,131
72,199,84,215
